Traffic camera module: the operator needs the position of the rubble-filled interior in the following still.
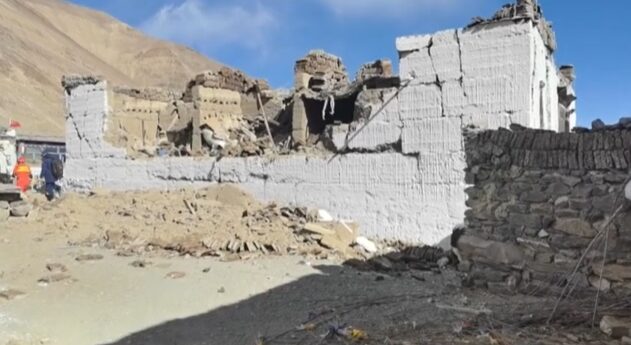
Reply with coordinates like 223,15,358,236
97,1,576,162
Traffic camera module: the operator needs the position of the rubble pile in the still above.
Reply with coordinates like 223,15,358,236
355,59,393,83
0,185,33,222
295,50,349,91
347,245,450,273
112,87,178,102
184,67,265,97
25,185,369,260
459,122,631,293
468,0,556,52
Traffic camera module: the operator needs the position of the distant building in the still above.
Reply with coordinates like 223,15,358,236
16,135,65,164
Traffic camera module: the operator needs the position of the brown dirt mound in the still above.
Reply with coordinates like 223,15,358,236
24,185,358,260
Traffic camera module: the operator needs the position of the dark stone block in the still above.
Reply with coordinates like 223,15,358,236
620,117,631,128
592,194,617,212
555,209,580,218
571,184,593,198
546,182,571,197
604,172,627,184
520,191,549,203
568,198,590,209
550,234,592,249
592,119,606,131
509,213,542,229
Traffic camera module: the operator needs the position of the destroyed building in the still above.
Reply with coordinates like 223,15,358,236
62,0,578,245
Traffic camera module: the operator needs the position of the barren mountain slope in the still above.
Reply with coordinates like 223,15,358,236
0,0,222,136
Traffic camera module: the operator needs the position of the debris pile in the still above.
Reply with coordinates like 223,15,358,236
22,185,371,260
347,244,450,273
355,59,393,83
0,187,33,222
294,50,349,92
468,0,556,52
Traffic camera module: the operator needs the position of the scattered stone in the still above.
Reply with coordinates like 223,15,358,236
457,260,472,272
217,286,226,293
0,289,26,301
130,260,152,268
456,235,525,267
202,267,211,273
38,273,72,284
437,257,450,269
0,208,9,222
75,254,104,262
355,236,377,253
600,315,631,339
592,264,631,282
0,201,9,209
537,229,549,238
165,271,186,279
588,275,611,292
553,218,596,238
46,263,68,273
9,200,32,217
592,119,606,131
317,209,334,222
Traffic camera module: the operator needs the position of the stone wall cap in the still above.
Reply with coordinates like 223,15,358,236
62,75,104,91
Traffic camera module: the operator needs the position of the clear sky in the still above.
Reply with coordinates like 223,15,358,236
69,0,630,126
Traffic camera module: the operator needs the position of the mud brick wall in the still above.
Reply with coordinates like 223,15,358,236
459,127,631,293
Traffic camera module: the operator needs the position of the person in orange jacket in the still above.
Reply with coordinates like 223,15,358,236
12,156,32,193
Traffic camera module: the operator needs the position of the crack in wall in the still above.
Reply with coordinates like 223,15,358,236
427,36,446,118
454,29,469,103
531,33,538,128
68,111,97,157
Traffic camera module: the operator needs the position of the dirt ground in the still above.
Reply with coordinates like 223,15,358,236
0,188,620,345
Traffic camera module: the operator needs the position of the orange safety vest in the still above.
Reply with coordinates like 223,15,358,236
13,163,32,192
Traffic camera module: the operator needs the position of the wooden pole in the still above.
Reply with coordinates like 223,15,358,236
255,88,275,150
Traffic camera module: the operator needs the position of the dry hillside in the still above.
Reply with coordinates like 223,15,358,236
0,0,222,136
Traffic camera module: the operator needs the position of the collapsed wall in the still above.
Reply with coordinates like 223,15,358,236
63,2,571,244
458,123,631,293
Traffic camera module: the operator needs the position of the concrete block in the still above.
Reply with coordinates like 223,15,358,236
442,81,469,117
463,76,531,115
402,117,462,154
396,34,432,52
459,22,533,115
417,152,466,185
399,50,436,83
347,121,402,151
399,83,442,120
429,29,463,82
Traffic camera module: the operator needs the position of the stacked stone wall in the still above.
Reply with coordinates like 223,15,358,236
461,126,631,293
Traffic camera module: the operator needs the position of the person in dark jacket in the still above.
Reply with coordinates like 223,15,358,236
40,151,61,200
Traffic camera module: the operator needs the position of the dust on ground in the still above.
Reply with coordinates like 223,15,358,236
0,187,622,345
19,185,356,261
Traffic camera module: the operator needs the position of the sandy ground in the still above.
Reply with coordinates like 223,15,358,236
0,190,619,345
0,222,327,345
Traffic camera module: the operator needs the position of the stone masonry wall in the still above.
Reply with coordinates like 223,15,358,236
460,126,631,293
